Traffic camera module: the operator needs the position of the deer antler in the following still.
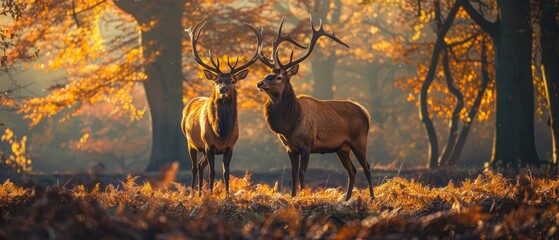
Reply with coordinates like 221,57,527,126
258,18,308,70
277,15,349,70
259,16,349,71
228,23,264,74
188,20,221,73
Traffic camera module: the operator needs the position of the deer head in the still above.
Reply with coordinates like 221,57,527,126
188,20,263,99
256,17,349,97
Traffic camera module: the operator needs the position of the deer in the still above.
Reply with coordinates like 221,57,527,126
256,17,374,201
182,20,262,196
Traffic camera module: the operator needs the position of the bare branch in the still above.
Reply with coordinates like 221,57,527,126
461,0,496,35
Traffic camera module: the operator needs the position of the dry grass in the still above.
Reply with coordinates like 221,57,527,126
1,170,558,239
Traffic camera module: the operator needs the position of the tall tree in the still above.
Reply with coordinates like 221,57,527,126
434,2,491,167
393,0,548,168
443,38,491,166
416,1,461,168
539,0,559,165
357,0,498,168
462,1,541,167
112,0,187,171
8,0,275,171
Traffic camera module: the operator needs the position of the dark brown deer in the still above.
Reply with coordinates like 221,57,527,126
182,20,262,195
256,18,374,200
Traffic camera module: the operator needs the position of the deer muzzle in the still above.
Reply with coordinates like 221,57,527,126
256,81,267,91
219,86,229,94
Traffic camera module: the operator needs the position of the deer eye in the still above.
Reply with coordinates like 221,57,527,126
276,76,282,81
230,80,236,84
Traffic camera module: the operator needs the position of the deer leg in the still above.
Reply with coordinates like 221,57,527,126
288,151,300,197
207,147,216,193
336,148,356,201
299,148,310,191
188,147,198,190
222,148,233,194
351,144,375,199
198,154,208,197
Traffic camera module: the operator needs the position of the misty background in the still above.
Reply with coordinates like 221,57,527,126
0,0,553,174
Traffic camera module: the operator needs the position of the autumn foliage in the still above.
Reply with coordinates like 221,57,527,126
1,171,558,239
4,0,550,171
0,128,31,173
0,0,558,238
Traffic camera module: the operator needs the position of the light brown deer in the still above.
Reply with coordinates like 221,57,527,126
256,18,374,200
182,20,262,195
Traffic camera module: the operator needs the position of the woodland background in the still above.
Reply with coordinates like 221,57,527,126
0,0,557,174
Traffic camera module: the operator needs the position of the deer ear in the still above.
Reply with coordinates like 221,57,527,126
203,69,217,81
234,69,249,80
287,65,299,76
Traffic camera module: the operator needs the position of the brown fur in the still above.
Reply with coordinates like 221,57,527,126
182,82,239,195
264,84,301,136
182,90,239,153
257,67,374,200
184,20,262,196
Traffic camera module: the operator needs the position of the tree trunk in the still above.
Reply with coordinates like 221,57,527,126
490,1,540,167
365,62,392,160
113,0,189,171
420,51,440,169
311,56,336,99
308,0,340,100
438,48,464,166
420,0,461,168
367,62,391,128
540,0,559,165
447,40,490,166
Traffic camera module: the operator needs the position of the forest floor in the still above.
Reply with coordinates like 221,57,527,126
0,167,558,239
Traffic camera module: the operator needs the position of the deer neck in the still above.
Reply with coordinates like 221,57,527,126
207,89,237,138
264,83,302,136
